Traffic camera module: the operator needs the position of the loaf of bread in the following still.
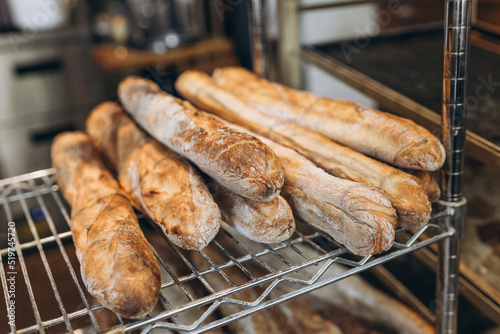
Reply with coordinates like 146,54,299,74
212,66,445,171
228,123,397,255
118,76,284,202
205,176,295,244
175,70,431,231
51,131,160,318
86,102,221,250
404,170,441,203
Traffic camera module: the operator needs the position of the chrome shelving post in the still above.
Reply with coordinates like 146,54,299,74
278,0,302,88
250,0,303,86
248,0,269,78
436,0,471,333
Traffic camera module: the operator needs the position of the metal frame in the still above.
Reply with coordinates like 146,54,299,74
260,0,471,332
0,169,454,333
435,1,470,332
0,1,471,332
248,0,269,77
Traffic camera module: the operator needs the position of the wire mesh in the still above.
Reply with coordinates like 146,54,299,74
0,169,454,334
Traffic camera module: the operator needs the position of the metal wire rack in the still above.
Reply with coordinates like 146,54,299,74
0,168,454,334
272,1,471,332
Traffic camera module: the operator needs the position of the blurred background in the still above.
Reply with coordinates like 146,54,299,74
1,1,500,333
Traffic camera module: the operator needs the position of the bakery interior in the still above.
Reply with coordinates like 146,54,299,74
1,0,500,333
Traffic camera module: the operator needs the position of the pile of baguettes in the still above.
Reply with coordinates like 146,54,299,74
51,66,444,319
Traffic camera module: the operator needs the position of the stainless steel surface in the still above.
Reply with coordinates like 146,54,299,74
0,0,11,31
277,0,302,88
436,0,471,332
441,0,471,202
0,29,96,124
124,0,206,50
173,0,206,39
435,201,466,334
0,28,100,178
0,169,454,333
248,0,269,77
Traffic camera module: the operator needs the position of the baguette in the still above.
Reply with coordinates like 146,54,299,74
212,66,445,171
86,102,221,250
118,76,284,202
175,70,431,231
404,170,441,203
205,177,295,244
51,131,160,318
228,123,396,255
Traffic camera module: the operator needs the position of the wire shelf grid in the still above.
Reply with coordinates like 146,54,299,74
0,169,454,334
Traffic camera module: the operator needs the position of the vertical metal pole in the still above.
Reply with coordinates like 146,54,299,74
436,0,471,333
278,0,302,88
248,0,269,78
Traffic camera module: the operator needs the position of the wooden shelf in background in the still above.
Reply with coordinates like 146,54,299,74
92,37,238,74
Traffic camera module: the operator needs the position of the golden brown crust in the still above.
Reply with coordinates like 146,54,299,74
404,170,441,203
232,125,397,255
205,177,295,244
118,76,284,202
212,66,445,171
51,131,160,319
175,70,431,231
86,102,221,250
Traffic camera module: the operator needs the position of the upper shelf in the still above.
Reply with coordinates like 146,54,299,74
300,28,500,171
91,38,238,74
